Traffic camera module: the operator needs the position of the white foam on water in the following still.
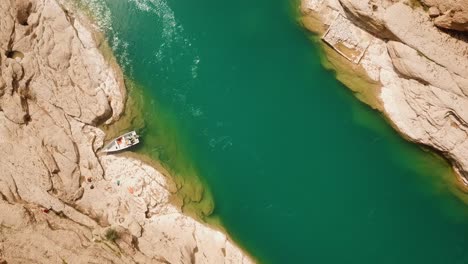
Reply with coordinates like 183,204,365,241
189,105,203,117
81,0,201,89
79,0,232,148
78,0,113,32
191,56,200,79
127,0,152,11
128,0,191,63
208,136,233,150
77,0,133,74
127,0,206,123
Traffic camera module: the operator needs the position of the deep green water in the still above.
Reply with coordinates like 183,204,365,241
81,0,468,263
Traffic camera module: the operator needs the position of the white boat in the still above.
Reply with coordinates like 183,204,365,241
101,131,140,153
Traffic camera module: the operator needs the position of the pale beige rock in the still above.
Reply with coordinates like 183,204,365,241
93,155,254,264
0,0,253,263
421,0,468,32
322,13,373,64
422,0,460,13
302,0,468,183
382,3,468,80
0,201,148,264
428,6,440,17
435,8,468,32
386,40,466,95
338,0,396,38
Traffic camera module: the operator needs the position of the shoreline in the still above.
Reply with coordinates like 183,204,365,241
65,0,217,225
66,0,259,262
66,0,219,220
0,0,255,262
66,1,258,262
298,8,382,111
65,1,261,260
299,0,468,203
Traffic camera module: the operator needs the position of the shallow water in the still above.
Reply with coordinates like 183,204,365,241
81,0,468,263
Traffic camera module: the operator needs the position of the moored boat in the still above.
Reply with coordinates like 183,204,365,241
101,131,140,153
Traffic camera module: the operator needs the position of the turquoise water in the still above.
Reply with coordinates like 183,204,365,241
82,0,468,263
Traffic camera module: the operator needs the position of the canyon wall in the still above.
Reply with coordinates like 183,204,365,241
0,0,253,263
301,0,468,186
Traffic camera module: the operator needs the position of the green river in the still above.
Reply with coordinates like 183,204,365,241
80,0,468,263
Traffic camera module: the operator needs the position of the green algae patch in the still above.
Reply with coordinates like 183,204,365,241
298,8,468,210
72,0,468,262
71,0,230,243
319,42,382,111
299,11,382,111
348,91,468,220
101,79,216,221
300,12,328,35
70,0,217,221
100,79,257,261
100,79,145,140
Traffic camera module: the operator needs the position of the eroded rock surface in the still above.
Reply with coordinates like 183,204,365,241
301,0,468,183
0,0,253,263
421,0,468,32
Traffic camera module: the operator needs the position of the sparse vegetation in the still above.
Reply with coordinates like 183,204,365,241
417,50,425,57
105,228,119,243
406,0,423,9
405,0,429,11
416,49,438,64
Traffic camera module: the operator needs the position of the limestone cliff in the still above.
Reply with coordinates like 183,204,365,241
300,0,468,184
0,0,253,263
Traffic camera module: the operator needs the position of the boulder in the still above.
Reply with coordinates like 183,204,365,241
421,0,468,32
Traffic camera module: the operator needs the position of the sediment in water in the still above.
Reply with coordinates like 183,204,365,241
299,11,382,111
101,78,217,220
0,0,255,262
67,0,217,221
66,1,259,260
297,2,468,206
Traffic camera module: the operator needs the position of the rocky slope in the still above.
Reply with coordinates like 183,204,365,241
0,0,253,263
300,0,468,184
421,0,468,32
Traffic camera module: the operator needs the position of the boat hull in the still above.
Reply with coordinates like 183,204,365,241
101,131,140,153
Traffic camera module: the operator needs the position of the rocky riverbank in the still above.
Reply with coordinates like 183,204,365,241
300,0,468,188
0,0,253,263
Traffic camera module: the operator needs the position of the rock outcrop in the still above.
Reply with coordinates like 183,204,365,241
338,0,397,38
301,0,468,185
0,0,253,263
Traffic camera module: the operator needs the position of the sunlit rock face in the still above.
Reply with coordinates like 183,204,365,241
420,0,468,32
0,1,253,263
301,0,468,181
